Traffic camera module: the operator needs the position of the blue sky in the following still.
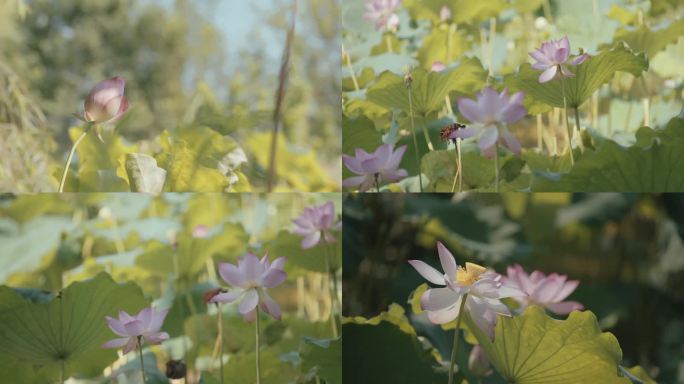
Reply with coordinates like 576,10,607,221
150,0,282,62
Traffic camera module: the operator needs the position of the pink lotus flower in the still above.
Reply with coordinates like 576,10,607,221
457,87,526,158
409,242,521,336
293,201,342,249
210,253,286,322
439,5,451,22
529,36,589,83
431,61,446,72
192,225,210,239
363,0,401,31
343,144,408,192
83,77,129,123
102,307,169,354
503,264,583,314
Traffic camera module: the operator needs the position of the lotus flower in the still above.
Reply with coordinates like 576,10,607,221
431,61,446,72
293,201,342,249
363,0,401,31
503,264,583,314
210,253,286,321
83,77,129,123
457,87,526,157
192,224,210,238
102,307,169,354
529,36,589,83
409,242,521,336
439,5,451,22
343,144,408,192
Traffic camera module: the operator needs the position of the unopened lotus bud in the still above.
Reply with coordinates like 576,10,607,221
83,77,129,123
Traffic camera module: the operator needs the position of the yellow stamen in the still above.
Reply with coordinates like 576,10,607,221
456,262,487,286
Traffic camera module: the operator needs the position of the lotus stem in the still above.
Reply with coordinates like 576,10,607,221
385,34,393,53
374,173,380,193
420,117,435,152
494,144,500,192
266,0,297,192
323,241,339,337
448,294,468,384
407,84,423,192
560,76,575,166
488,17,496,77
255,306,261,384
58,123,93,192
537,114,543,152
450,139,463,193
343,44,360,91
642,97,650,127
574,107,584,151
137,336,147,383
218,304,225,384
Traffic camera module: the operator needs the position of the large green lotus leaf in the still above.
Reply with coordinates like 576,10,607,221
508,43,648,110
367,59,487,116
342,115,383,179
299,337,341,384
160,142,231,192
182,194,238,229
136,222,248,277
0,272,149,378
342,304,450,384
62,126,135,192
532,121,684,192
266,230,342,278
417,25,470,70
464,306,630,383
0,215,76,284
0,195,73,223
342,115,383,156
125,153,167,193
404,0,508,24
606,19,684,59
199,348,299,384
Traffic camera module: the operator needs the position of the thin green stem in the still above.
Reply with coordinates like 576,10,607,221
266,0,297,192
255,306,261,384
420,116,435,152
407,86,423,192
59,291,65,384
560,76,575,166
138,337,147,383
385,34,393,53
450,139,463,193
58,123,92,192
343,44,360,91
218,304,225,384
448,294,468,384
493,144,500,193
374,173,380,193
574,107,583,151
323,242,339,337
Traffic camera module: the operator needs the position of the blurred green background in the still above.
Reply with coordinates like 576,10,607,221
0,0,341,192
342,193,684,383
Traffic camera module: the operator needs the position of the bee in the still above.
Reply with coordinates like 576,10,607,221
440,123,467,143
166,359,187,379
